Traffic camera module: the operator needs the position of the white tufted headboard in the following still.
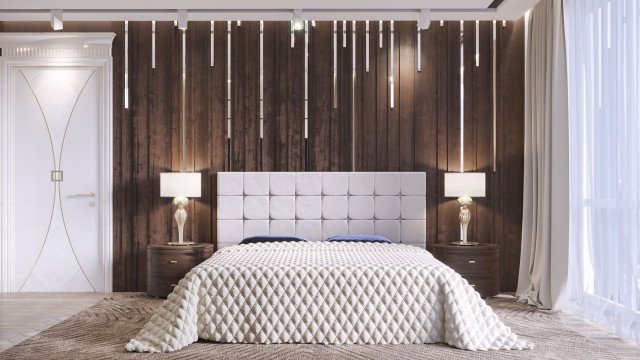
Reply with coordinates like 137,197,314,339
216,172,426,249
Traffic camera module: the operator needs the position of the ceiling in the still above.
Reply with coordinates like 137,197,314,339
0,0,540,21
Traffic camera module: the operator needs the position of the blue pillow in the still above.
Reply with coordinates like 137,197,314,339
326,235,392,243
240,235,308,245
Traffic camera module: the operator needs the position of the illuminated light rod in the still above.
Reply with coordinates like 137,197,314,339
418,8,431,30
50,9,63,30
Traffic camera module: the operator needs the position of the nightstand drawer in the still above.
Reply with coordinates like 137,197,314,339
433,243,500,298
460,272,500,298
149,252,202,275
147,243,214,297
442,252,499,274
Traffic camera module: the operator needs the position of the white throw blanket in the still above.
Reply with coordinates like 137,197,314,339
126,242,533,352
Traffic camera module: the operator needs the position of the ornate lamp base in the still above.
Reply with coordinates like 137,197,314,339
167,196,193,246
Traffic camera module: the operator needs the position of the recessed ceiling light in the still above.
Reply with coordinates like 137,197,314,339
292,9,304,31
418,8,431,30
50,9,63,31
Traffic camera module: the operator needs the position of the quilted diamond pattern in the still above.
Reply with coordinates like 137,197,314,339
126,243,533,353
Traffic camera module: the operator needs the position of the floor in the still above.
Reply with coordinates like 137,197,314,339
0,293,638,359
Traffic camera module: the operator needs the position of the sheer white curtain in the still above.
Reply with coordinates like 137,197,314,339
564,0,640,345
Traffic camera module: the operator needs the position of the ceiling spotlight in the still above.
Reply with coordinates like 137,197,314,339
418,8,431,30
50,9,63,31
177,9,188,30
292,9,304,31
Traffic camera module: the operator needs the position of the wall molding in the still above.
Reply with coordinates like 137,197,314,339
0,32,114,58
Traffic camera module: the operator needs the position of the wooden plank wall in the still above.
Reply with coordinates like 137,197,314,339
1,19,525,292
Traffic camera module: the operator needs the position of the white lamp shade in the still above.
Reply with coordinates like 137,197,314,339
444,172,486,198
160,172,201,198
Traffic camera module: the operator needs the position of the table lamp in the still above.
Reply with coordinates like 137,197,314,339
160,172,201,246
444,172,486,246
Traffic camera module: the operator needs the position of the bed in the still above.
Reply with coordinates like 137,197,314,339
126,172,533,352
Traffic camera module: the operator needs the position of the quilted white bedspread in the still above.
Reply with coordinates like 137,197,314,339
126,242,533,352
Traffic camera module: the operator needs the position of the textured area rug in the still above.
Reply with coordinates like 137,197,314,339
0,294,619,359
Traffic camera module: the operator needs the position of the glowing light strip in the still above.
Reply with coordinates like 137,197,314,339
390,21,394,109
492,20,497,172
305,21,309,138
124,21,128,109
227,21,231,139
342,20,347,47
181,28,187,171
291,21,295,47
365,21,370,72
475,20,480,67
379,20,383,48
417,25,421,72
333,20,337,108
460,20,464,172
211,21,214,66
260,21,264,139
151,21,156,69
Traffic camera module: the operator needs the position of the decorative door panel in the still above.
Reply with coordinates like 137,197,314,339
12,67,101,292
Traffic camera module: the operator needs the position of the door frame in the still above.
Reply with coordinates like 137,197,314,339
0,33,115,292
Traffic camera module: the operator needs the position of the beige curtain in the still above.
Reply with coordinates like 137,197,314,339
516,0,569,311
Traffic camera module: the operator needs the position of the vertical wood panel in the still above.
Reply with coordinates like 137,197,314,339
353,22,365,171
308,22,333,171
474,22,495,247
110,22,126,291
149,22,175,249
187,22,213,245
398,22,415,172
231,22,260,171
387,22,400,171
128,22,152,290
362,21,378,171
497,18,525,292
211,21,230,249
437,22,461,245
415,24,439,249
375,21,389,171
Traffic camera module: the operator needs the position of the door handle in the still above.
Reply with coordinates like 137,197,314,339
73,192,95,198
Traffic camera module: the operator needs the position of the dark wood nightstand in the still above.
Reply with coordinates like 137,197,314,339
147,243,214,297
433,243,500,298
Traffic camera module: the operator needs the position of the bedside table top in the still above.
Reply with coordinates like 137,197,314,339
433,243,499,250
148,243,214,251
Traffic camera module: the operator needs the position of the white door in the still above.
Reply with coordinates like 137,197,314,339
11,66,102,292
